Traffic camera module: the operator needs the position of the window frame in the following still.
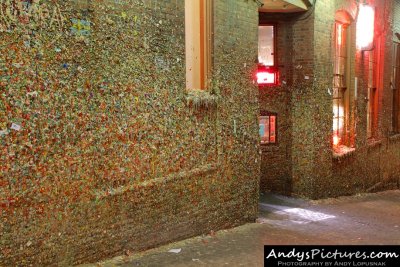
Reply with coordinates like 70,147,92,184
392,41,400,133
367,87,378,138
367,44,379,139
333,21,351,147
258,23,277,68
259,111,278,145
257,23,278,86
185,0,214,91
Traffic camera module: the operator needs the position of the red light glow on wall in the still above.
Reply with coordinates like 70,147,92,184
257,71,276,85
356,4,375,50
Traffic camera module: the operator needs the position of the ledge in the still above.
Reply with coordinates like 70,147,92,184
389,133,400,143
93,163,219,200
260,144,279,152
333,146,356,160
367,139,382,151
185,89,219,108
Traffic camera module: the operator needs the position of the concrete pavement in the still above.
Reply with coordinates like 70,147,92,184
81,190,400,267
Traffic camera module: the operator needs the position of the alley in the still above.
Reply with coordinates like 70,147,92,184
2,1,400,266
82,190,400,267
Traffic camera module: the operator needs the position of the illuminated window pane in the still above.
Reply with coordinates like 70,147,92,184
333,74,345,90
259,113,277,144
333,22,348,146
335,57,347,75
270,115,276,143
258,26,274,66
333,89,345,140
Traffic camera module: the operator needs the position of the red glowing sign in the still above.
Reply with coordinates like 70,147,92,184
356,4,375,50
257,71,276,85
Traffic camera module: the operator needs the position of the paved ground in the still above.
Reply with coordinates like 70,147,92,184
81,190,400,267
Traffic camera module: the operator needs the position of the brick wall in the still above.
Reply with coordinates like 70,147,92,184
258,13,292,194
258,11,316,195
0,0,260,265
259,85,292,194
259,0,400,198
312,0,400,198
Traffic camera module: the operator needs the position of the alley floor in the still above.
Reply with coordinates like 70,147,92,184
81,190,400,267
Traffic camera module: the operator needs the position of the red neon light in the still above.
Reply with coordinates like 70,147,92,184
257,71,276,85
356,4,374,50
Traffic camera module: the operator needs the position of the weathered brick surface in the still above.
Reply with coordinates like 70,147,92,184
260,0,400,198
0,0,260,265
259,85,292,194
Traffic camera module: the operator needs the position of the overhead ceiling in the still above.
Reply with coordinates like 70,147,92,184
259,0,313,13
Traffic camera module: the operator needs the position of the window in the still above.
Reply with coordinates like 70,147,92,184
333,22,349,146
185,0,213,90
367,48,378,138
392,42,400,133
356,4,375,50
259,112,277,144
367,87,377,138
257,24,278,85
258,25,275,66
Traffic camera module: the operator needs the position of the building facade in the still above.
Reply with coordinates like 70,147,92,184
0,0,260,265
1,0,400,265
259,0,400,198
